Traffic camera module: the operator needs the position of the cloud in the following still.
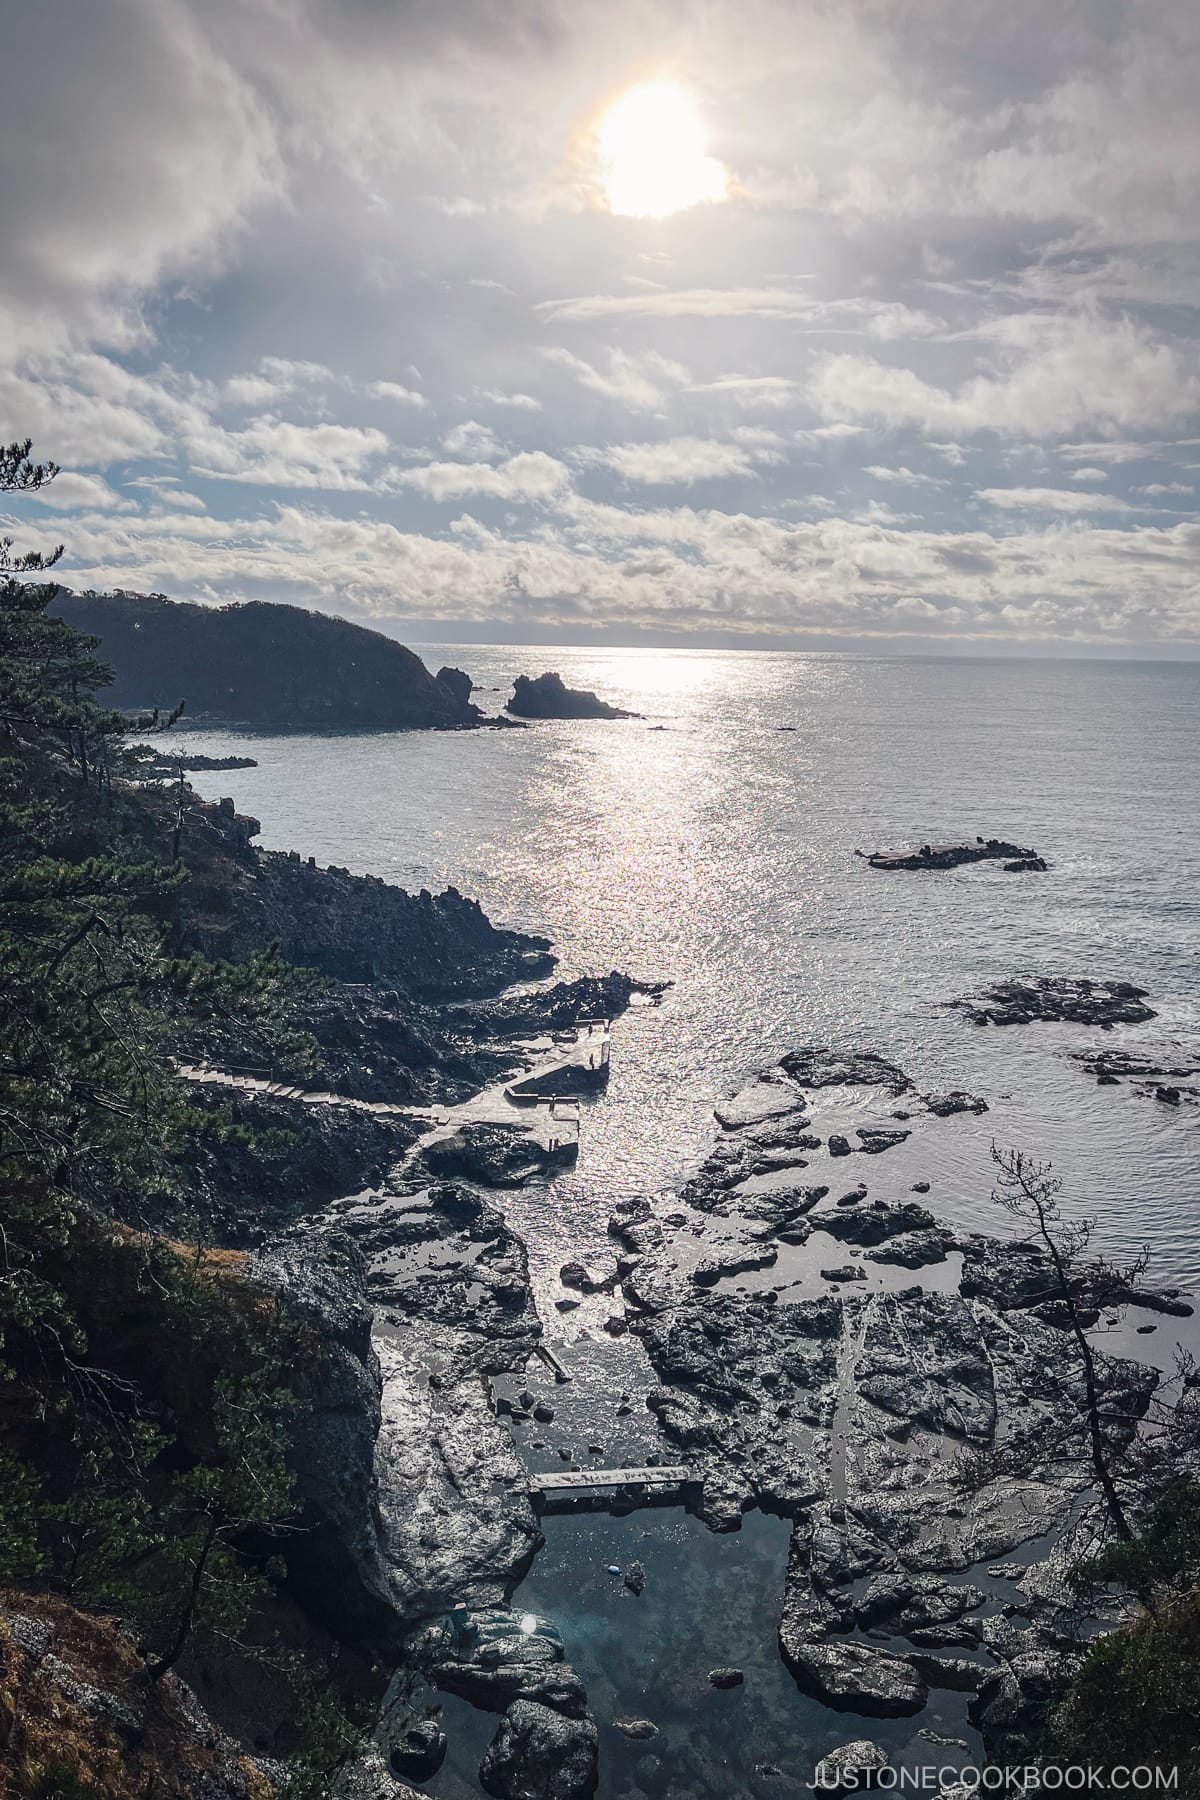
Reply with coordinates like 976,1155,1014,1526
812,313,1200,440
53,489,1200,650
369,380,430,407
19,470,136,512
188,418,391,488
543,347,689,412
538,291,942,337
864,465,947,488
476,389,542,411
976,486,1134,514
0,0,280,359
442,419,505,459
224,357,335,408
1069,467,1109,483
583,437,759,486
1137,481,1194,496
389,450,570,502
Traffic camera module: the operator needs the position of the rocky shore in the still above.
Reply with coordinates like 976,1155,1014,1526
98,772,1191,1800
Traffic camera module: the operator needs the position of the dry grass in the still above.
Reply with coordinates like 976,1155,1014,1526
0,1593,276,1800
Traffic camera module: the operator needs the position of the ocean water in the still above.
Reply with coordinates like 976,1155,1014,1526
180,645,1200,1283
178,646,1200,1794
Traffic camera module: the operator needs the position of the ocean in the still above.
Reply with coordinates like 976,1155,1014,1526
180,645,1200,1283
178,645,1200,1794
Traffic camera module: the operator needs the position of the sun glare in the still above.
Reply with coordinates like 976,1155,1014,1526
596,81,728,219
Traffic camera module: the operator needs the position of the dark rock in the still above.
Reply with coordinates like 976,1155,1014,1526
780,1636,928,1717
434,1610,586,1718
613,1719,658,1740
860,838,1040,873
856,1128,910,1154
437,665,475,708
708,1667,745,1688
813,1740,892,1792
829,1135,853,1157
822,1266,866,1283
507,671,638,722
390,1719,448,1781
479,1699,599,1800
779,1048,912,1094
624,1562,646,1597
921,1091,989,1117
422,1122,561,1187
948,975,1155,1029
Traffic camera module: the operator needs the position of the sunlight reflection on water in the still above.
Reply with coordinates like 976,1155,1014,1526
177,646,1200,1284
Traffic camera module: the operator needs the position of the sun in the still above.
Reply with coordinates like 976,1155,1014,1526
596,81,728,219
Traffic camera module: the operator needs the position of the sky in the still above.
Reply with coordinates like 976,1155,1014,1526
2,0,1199,654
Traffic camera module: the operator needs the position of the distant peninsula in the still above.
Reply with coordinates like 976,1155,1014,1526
52,589,482,731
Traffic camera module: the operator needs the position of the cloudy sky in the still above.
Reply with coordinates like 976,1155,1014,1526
2,0,1199,653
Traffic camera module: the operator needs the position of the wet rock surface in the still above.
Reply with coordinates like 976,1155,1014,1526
1070,1043,1199,1104
858,838,1043,873
602,1044,1174,1768
947,975,1156,1028
479,1697,600,1799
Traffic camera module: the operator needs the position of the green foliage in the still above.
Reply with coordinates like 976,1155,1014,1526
0,1450,48,1584
0,444,323,1697
1048,1589,1200,1791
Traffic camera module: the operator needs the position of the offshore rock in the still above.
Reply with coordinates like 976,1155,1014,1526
779,1047,912,1093
948,975,1155,1029
920,1091,989,1117
507,670,639,721
859,838,1041,872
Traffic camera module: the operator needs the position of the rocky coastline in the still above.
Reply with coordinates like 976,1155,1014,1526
99,772,1193,1799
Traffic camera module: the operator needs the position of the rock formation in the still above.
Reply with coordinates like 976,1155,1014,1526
506,671,639,720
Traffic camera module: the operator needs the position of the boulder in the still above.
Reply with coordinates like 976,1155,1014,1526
780,1636,928,1717
480,1699,599,1800
813,1739,892,1791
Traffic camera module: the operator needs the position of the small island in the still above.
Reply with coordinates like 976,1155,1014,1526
506,670,640,720
858,837,1046,873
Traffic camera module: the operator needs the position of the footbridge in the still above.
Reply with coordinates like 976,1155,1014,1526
530,1465,701,1515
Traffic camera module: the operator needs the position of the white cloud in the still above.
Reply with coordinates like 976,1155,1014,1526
864,465,947,488
225,357,335,408
369,380,430,407
20,470,136,512
584,437,759,486
389,450,570,502
812,313,1200,440
543,347,689,412
188,418,390,488
1069,467,1109,482
976,486,1134,514
1137,481,1194,496
442,419,505,460
476,388,542,411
